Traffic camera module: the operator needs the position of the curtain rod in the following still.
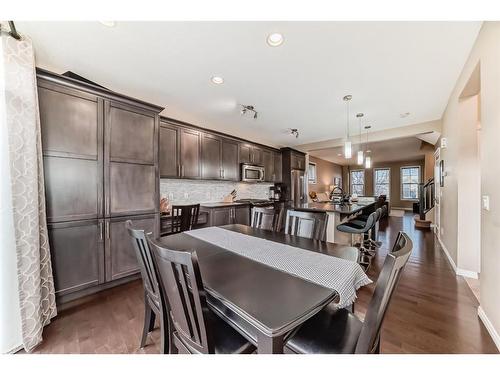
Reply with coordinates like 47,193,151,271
6,21,22,40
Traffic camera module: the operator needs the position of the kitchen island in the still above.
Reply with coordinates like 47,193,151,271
293,200,377,244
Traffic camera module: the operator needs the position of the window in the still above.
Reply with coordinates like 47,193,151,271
374,168,390,197
308,162,317,184
350,170,365,196
401,166,420,200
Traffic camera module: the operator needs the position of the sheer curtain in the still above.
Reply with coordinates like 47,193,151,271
0,25,56,353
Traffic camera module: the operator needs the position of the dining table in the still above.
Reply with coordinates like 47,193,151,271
158,224,370,354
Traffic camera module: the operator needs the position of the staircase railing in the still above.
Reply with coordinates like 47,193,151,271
418,178,435,220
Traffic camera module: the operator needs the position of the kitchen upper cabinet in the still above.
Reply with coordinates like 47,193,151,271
201,133,222,180
221,139,239,181
180,128,201,179
48,219,104,297
262,149,274,182
239,143,264,165
239,144,252,164
273,152,283,182
106,214,158,281
106,101,156,165
38,83,104,222
291,152,306,170
159,123,180,178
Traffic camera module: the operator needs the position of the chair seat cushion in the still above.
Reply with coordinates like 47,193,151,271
285,306,363,354
336,221,365,233
206,310,255,354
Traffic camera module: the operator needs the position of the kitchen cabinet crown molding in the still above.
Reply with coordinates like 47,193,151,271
36,68,165,114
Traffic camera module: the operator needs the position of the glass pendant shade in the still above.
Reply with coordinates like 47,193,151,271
357,150,364,165
344,140,352,159
365,155,372,168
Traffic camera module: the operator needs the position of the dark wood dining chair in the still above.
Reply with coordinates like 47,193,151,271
125,220,170,353
284,210,328,241
164,204,200,236
147,236,256,354
251,206,277,231
285,231,413,354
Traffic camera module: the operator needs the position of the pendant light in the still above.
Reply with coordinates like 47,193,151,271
356,113,364,165
364,125,372,168
343,95,352,159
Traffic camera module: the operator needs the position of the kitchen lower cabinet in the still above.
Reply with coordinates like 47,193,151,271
205,205,250,226
48,219,104,297
234,206,250,225
105,214,158,281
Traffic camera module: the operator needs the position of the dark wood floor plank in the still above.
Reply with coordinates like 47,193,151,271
28,213,498,354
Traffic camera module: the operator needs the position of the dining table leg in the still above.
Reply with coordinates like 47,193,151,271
256,332,284,354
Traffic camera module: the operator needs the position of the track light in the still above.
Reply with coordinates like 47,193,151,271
290,128,299,138
240,105,258,120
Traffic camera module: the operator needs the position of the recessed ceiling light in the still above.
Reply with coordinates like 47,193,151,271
400,112,410,118
337,153,343,157
211,76,224,85
99,21,116,27
267,33,284,47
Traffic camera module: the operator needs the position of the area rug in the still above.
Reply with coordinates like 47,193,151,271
389,209,406,217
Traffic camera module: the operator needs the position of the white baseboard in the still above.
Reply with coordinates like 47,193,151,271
436,235,458,273
457,268,479,279
436,235,479,279
478,306,500,351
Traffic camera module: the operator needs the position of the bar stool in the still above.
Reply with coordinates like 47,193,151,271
336,211,378,268
350,207,383,251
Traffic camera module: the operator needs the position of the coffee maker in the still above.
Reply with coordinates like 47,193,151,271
269,183,286,201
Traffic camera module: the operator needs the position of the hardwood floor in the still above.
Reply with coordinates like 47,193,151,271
30,213,498,354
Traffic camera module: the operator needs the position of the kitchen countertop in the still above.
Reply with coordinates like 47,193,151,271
293,201,376,215
200,202,250,208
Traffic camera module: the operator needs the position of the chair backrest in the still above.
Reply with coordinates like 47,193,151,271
171,204,200,234
251,206,277,231
125,220,160,307
147,236,213,354
355,231,413,353
360,210,378,232
284,210,328,241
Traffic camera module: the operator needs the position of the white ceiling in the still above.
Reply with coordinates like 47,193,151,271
310,136,426,166
18,21,481,148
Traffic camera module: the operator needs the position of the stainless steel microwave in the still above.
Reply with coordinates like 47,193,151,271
241,163,265,182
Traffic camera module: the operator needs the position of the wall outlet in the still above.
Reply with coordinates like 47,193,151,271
183,192,189,199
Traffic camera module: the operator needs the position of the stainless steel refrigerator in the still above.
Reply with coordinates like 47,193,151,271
291,169,307,207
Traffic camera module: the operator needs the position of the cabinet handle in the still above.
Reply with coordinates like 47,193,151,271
222,169,225,179
99,221,103,241
106,220,110,239
181,165,184,177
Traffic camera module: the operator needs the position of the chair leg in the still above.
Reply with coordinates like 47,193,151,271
141,302,154,348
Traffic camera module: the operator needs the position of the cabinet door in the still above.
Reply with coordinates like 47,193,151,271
221,139,239,181
239,144,252,164
38,83,103,222
252,147,263,165
106,214,158,281
211,208,231,226
159,123,180,178
234,206,250,225
201,133,222,180
108,163,156,216
106,101,156,165
273,152,283,182
48,219,104,296
262,149,274,182
180,128,201,178
291,153,306,170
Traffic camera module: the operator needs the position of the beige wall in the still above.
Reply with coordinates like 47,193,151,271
346,159,425,210
439,22,500,345
308,156,343,194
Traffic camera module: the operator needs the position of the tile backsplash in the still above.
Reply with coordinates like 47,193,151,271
160,179,274,204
